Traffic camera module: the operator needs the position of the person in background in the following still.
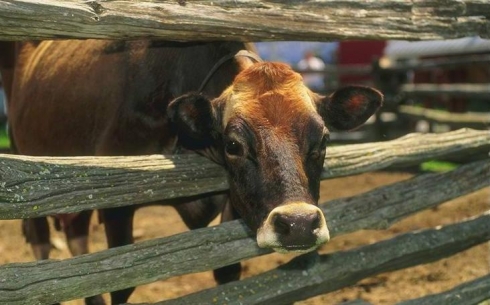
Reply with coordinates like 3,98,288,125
297,50,326,91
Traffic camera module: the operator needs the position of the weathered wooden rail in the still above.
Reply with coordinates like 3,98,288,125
338,274,490,305
381,54,490,72
398,105,490,130
401,83,490,99
157,213,490,305
0,124,487,303
399,274,490,305
0,158,488,304
0,0,489,41
1,128,488,219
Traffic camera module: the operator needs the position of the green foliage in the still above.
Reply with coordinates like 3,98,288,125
0,125,10,149
420,160,458,173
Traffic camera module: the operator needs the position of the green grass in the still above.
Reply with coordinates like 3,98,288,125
420,160,458,173
0,125,10,149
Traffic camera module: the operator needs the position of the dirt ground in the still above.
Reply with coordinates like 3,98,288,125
0,171,488,304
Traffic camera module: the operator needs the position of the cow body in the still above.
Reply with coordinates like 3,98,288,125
8,40,246,155
1,40,382,305
2,40,246,305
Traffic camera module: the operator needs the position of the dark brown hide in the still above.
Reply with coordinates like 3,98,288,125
0,42,17,102
9,40,246,156
5,40,248,305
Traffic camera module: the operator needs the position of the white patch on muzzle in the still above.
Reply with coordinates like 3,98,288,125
256,202,330,253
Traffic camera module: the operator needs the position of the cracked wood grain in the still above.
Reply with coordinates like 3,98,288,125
398,274,490,305
0,128,489,219
0,159,488,304
0,0,488,41
156,213,490,305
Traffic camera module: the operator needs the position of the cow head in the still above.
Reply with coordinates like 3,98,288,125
168,61,382,253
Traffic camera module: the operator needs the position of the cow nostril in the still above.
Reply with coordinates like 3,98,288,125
273,214,291,235
311,212,321,232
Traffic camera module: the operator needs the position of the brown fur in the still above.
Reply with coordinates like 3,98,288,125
8,40,255,156
4,40,249,305
217,63,325,229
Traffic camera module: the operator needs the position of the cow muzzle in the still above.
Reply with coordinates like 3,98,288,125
256,202,330,253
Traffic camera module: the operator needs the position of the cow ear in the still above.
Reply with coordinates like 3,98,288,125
318,86,383,131
235,54,255,70
167,93,216,150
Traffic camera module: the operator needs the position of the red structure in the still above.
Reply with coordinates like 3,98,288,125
337,40,386,86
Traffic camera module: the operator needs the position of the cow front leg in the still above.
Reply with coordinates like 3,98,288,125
101,206,136,305
64,211,92,257
64,211,106,305
213,201,242,284
22,217,51,261
22,217,62,305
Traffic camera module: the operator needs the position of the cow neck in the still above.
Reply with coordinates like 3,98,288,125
198,49,262,93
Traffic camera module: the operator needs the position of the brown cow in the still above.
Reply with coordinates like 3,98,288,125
1,40,382,304
170,62,381,251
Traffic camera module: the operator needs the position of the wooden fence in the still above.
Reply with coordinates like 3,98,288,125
374,53,490,133
0,129,489,304
299,53,490,143
380,54,490,100
0,0,489,41
1,1,490,304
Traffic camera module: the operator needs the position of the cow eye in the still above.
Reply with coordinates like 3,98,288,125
309,150,322,160
320,133,329,150
225,140,244,157
309,134,329,161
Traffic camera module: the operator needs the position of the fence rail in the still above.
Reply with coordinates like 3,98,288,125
401,83,490,99
399,274,490,305
1,129,489,219
398,106,490,124
0,0,489,41
158,212,490,305
382,54,490,72
341,274,490,305
0,158,488,304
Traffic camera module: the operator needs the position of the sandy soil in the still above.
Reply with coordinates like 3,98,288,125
0,171,488,305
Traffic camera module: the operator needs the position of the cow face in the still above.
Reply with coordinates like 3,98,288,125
168,62,382,253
